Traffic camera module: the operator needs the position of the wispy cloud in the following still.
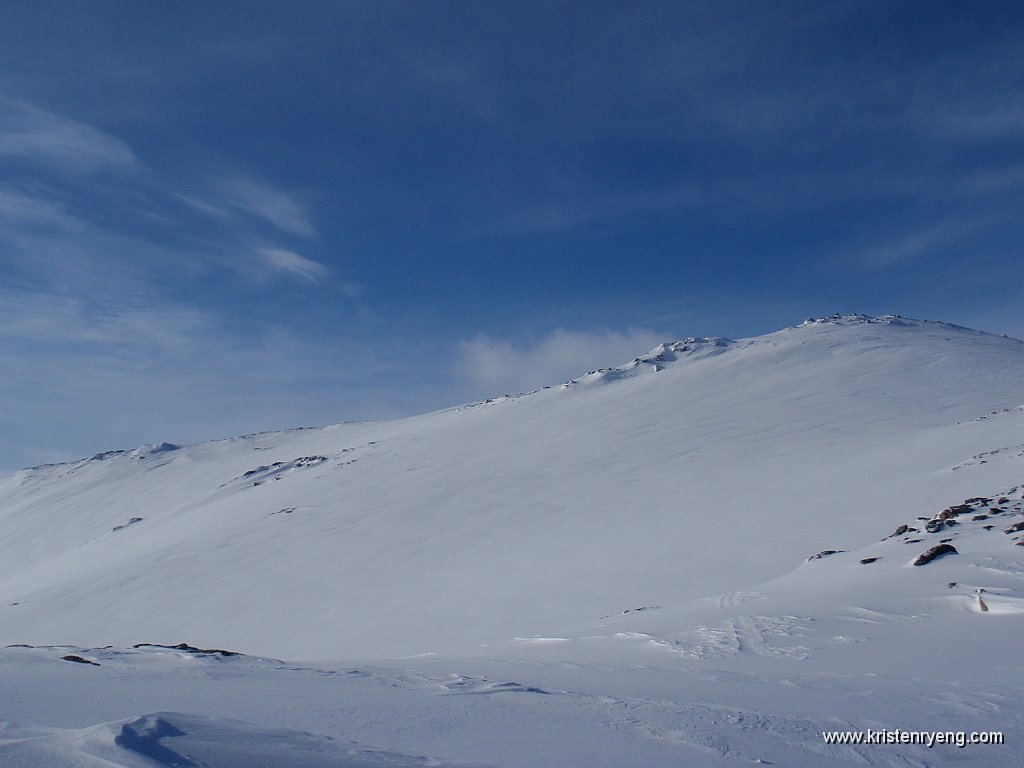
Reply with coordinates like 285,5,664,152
0,101,339,301
935,104,1024,138
0,292,207,350
0,99,136,173
0,182,211,306
456,327,667,395
258,248,328,281
174,192,231,219
960,162,1024,196
225,178,315,237
0,188,83,230
0,287,405,470
845,217,996,270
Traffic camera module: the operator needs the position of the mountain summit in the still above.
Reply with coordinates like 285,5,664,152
2,315,1021,659
2,315,1023,767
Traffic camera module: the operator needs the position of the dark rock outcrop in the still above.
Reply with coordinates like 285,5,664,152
807,549,844,561
62,654,100,666
133,642,240,657
912,544,958,566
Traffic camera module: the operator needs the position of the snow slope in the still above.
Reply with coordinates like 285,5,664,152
1,314,1022,766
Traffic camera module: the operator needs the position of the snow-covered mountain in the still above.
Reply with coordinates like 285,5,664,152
2,314,1023,767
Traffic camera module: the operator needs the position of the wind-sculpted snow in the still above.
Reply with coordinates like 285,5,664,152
798,312,988,333
562,335,736,387
0,709,477,767
1,315,1023,765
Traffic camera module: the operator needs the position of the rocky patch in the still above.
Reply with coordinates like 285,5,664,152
913,544,958,566
806,549,844,561
62,654,100,666
133,642,241,657
229,455,331,487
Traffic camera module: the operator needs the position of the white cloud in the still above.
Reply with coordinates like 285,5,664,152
226,178,315,237
456,327,667,395
929,103,1024,138
0,188,83,230
174,192,231,219
0,99,136,173
0,286,420,472
0,292,208,350
258,248,328,281
849,217,994,270
0,186,154,292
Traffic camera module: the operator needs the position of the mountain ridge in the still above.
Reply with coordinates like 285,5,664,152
2,313,1023,766
12,314,1022,473
2,313,1022,660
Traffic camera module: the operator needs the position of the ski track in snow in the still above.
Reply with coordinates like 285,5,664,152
622,614,812,661
714,589,766,608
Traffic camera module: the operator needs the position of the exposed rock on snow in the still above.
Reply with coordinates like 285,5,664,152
806,549,844,561
133,642,242,657
61,654,100,666
912,543,959,566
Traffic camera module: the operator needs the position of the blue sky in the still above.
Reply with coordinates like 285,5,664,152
1,1,1022,469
